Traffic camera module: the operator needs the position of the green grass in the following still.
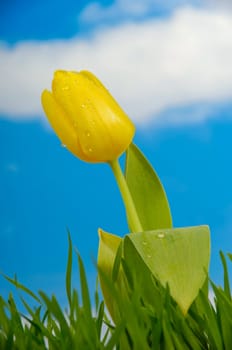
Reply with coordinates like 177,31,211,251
1,235,232,349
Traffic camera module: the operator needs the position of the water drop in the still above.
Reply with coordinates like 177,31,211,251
88,148,93,153
85,131,91,137
62,86,69,91
142,241,147,246
147,254,152,259
157,233,165,239
81,103,86,108
61,143,67,148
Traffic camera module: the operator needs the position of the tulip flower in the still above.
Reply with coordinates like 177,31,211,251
41,70,135,163
42,69,142,233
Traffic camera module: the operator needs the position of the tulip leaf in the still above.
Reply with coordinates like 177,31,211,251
112,241,123,282
125,143,172,231
98,229,125,322
98,229,122,281
124,225,210,314
98,229,166,320
121,235,166,315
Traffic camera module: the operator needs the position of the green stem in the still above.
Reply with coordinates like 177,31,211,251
109,158,143,233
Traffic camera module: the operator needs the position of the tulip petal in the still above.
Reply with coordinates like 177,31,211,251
51,71,81,125
80,70,107,90
76,76,135,161
42,69,135,163
41,90,86,159
53,70,134,162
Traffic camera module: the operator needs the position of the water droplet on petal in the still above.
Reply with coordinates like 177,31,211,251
85,131,91,137
62,86,69,91
157,233,165,239
61,143,67,148
88,148,93,153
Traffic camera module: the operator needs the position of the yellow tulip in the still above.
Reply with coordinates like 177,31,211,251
41,70,135,162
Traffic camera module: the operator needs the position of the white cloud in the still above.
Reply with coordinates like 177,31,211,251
79,0,202,23
0,7,232,126
79,0,159,22
205,0,232,10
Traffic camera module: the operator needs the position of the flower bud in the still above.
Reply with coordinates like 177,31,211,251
41,70,135,162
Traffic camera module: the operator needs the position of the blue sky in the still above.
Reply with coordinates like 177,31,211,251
1,0,232,304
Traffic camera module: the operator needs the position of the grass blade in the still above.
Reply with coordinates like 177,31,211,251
66,230,73,309
2,274,41,303
220,251,231,299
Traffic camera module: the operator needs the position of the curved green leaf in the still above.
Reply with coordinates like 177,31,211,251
124,225,210,314
97,229,123,322
125,143,172,231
